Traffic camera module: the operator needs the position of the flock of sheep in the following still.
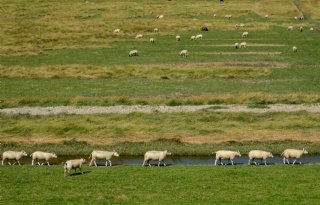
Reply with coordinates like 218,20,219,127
1,148,310,176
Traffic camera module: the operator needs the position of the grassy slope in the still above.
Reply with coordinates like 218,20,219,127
1,165,320,204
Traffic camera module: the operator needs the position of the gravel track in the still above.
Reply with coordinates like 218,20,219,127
1,104,320,116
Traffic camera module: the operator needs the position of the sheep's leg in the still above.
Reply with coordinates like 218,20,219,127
32,159,34,166
105,160,108,167
148,160,151,167
89,159,93,166
283,157,286,164
94,160,97,167
163,161,166,166
220,159,223,166
214,159,218,166
158,161,161,167
80,167,83,174
109,160,112,167
286,159,290,164
9,162,12,165
2,160,4,165
248,159,251,165
292,159,296,165
264,159,267,166
17,160,21,166
230,159,234,165
47,161,50,166
253,159,257,165
142,161,146,166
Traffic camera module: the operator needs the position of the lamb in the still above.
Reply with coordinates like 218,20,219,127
288,26,293,31
281,149,308,164
89,150,119,167
248,150,273,165
30,151,57,166
190,35,196,41
240,42,247,48
2,151,27,165
292,46,298,53
129,49,139,57
180,50,188,57
142,150,171,167
64,158,86,176
113,29,120,33
150,38,155,44
195,34,203,40
242,31,248,38
154,28,158,33
235,43,239,49
176,35,181,41
214,150,241,165
135,34,143,39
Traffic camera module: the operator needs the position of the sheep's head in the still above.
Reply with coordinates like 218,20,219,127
52,153,58,158
80,158,86,163
236,151,241,157
269,152,274,158
113,151,120,157
303,149,308,154
21,151,27,156
165,150,172,155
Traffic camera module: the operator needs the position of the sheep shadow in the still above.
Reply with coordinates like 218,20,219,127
68,170,91,177
89,163,122,167
142,163,173,167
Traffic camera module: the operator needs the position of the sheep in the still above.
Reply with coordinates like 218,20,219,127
142,150,171,167
156,14,164,20
89,150,119,167
281,149,308,164
299,16,304,20
234,42,239,49
195,34,203,40
240,42,247,48
150,38,155,44
30,151,57,166
154,28,158,33
292,46,298,53
213,14,217,17
300,26,303,32
113,29,120,33
64,158,86,176
135,34,143,39
240,23,245,28
288,26,293,31
242,31,248,38
201,26,209,31
294,16,298,20
2,151,27,165
129,49,139,57
224,15,232,19
180,50,188,57
214,150,241,166
265,15,269,19
248,150,273,165
176,35,181,41
235,24,239,29
190,35,196,41
310,27,314,31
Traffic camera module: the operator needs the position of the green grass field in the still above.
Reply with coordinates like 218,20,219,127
1,165,320,204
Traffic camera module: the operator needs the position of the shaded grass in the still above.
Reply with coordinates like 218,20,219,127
1,165,320,204
0,112,319,145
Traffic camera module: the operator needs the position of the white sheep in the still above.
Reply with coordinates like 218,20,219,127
150,38,155,43
154,28,158,33
224,15,232,19
195,34,203,40
240,42,247,48
2,151,27,165
113,29,120,33
299,16,304,20
240,23,245,28
214,150,241,165
265,15,269,19
281,149,308,164
294,16,298,20
213,14,217,17
288,26,293,31
176,35,181,41
156,14,164,20
310,27,314,31
180,49,188,57
235,42,239,49
89,150,119,167
292,46,297,53
64,158,86,176
248,150,273,165
242,31,248,38
129,49,139,57
135,34,143,39
142,150,171,167
30,151,57,166
300,26,303,32
190,35,196,41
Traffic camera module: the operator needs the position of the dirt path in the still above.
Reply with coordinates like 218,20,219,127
1,104,320,115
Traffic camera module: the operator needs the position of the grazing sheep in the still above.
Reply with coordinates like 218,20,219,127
235,24,239,29
150,38,155,43
195,34,203,40
190,35,196,40
30,151,57,166
201,26,209,31
310,27,314,31
294,16,298,20
288,26,293,31
248,150,273,165
282,149,308,164
89,150,119,167
300,26,303,32
240,42,247,48
213,14,217,17
234,42,239,49
142,150,171,167
265,15,269,19
225,15,232,19
180,49,188,57
64,158,86,176
242,31,248,38
240,23,245,28
292,46,298,53
135,34,143,39
214,150,241,166
113,29,120,33
176,35,181,41
299,16,304,20
154,28,158,33
129,49,139,57
2,151,27,165
156,14,164,20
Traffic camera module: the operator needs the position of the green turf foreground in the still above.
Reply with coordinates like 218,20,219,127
1,165,320,204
